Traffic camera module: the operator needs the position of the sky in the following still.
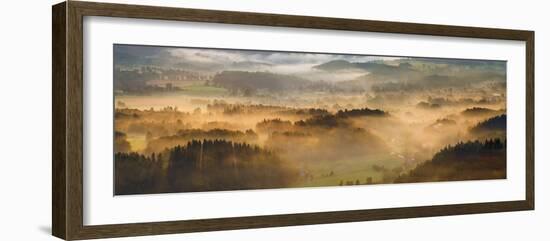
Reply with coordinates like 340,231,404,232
114,44,401,75
114,44,506,87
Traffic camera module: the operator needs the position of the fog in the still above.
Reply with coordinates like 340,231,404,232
113,44,506,195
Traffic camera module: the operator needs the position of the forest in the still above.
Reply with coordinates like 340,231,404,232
116,139,297,195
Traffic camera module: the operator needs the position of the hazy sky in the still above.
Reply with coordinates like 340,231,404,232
114,44,506,88
114,44,401,75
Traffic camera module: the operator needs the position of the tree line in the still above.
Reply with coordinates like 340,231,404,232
115,139,298,195
395,138,506,183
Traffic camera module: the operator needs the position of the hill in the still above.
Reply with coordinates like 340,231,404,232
395,139,506,183
461,107,498,116
211,71,316,92
145,128,259,154
314,58,506,92
312,60,359,71
115,139,298,195
469,114,506,140
471,114,506,132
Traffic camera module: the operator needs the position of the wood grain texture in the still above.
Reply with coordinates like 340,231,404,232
72,1,532,40
52,1,535,240
525,32,535,209
73,201,531,240
66,2,85,240
52,2,67,240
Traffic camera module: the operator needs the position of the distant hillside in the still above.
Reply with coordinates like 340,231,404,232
469,114,506,140
114,66,210,93
313,60,414,74
145,128,259,154
314,58,506,92
395,139,506,183
416,101,442,109
414,58,506,71
461,107,500,117
471,114,506,133
425,118,457,131
335,108,388,118
114,68,156,92
316,60,422,92
294,107,388,128
211,71,314,92
313,60,359,71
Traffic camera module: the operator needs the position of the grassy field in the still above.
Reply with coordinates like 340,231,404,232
292,155,405,187
181,85,228,96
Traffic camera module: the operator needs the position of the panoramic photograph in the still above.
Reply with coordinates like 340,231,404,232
113,44,507,195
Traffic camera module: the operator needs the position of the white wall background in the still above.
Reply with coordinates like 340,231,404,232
0,0,547,240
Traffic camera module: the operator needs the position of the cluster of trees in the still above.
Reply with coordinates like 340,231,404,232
469,114,507,140
115,152,164,195
206,102,332,119
114,110,140,119
339,177,373,186
205,102,291,115
417,99,505,110
114,67,159,93
277,108,330,117
461,107,499,117
432,139,505,162
256,118,293,133
115,139,298,195
293,108,386,129
115,69,185,95
114,66,210,94
470,114,506,133
221,104,289,115
145,128,259,154
431,118,457,126
416,101,442,109
294,114,346,128
395,138,506,183
335,108,387,118
270,131,311,138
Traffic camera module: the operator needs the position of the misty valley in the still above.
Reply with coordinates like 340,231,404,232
113,45,507,195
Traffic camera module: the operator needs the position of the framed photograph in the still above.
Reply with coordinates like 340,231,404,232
52,1,534,240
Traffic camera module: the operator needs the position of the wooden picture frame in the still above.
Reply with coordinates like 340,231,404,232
52,1,534,240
